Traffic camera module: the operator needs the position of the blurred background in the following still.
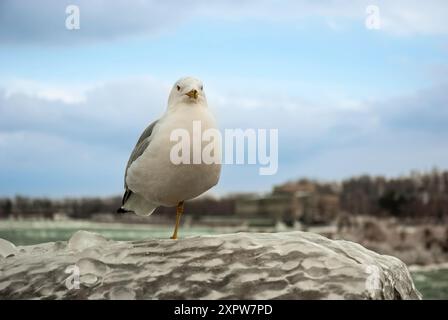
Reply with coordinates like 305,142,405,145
0,0,447,298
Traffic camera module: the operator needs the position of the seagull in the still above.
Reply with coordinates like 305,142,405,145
118,77,221,239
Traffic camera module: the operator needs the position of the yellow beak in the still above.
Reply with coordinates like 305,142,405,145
185,89,198,99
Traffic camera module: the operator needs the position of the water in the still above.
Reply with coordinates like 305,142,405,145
411,269,448,300
1,220,447,299
0,220,222,245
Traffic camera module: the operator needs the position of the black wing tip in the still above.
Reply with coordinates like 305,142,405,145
122,189,132,205
117,207,130,214
118,189,133,213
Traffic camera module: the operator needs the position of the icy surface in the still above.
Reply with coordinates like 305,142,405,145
0,231,421,299
0,239,17,258
67,230,109,251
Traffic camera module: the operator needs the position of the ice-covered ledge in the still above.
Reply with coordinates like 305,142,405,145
0,231,421,300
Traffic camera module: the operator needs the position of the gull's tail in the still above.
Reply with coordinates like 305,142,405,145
118,190,157,216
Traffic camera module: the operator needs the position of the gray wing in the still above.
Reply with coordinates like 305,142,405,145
121,120,158,205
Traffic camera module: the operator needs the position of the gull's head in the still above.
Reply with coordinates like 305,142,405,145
168,76,207,108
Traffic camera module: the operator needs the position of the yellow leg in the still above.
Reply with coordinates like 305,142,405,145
170,201,184,240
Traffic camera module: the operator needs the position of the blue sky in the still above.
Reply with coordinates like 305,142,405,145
0,0,447,197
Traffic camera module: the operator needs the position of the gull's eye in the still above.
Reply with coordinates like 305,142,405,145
176,85,181,91
200,85,203,91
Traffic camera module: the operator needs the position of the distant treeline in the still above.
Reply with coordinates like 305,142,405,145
340,169,448,221
1,169,447,221
0,194,236,220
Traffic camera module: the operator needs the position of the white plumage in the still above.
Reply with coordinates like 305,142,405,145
120,77,221,220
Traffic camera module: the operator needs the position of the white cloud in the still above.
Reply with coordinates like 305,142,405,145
2,79,91,104
0,76,169,146
294,130,448,180
1,0,447,46
379,0,448,36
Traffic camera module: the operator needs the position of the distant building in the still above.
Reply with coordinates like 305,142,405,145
235,180,340,225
